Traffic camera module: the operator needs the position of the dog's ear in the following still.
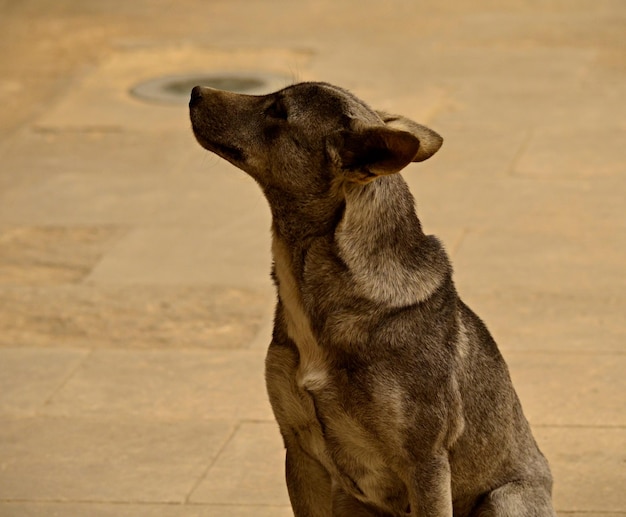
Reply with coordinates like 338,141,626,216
327,126,421,183
376,111,443,162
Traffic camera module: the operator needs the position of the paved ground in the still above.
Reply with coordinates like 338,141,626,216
0,1,624,516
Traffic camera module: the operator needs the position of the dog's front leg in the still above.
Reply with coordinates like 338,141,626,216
285,440,332,517
405,452,453,517
331,483,386,516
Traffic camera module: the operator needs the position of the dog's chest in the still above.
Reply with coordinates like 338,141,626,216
271,236,407,511
271,236,329,391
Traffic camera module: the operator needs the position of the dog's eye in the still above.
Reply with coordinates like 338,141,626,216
266,100,288,120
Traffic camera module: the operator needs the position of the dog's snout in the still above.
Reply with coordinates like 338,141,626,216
189,85,204,108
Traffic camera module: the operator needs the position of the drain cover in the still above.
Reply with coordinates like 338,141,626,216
131,72,289,104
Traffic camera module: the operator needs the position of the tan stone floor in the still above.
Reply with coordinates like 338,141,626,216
0,1,624,515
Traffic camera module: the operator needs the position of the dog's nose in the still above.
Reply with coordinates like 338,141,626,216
189,85,203,108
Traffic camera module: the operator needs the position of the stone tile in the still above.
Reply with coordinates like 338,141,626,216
0,416,234,503
403,124,528,179
406,173,625,246
559,514,626,517
0,129,192,193
433,56,626,129
45,349,274,421
516,126,626,178
445,8,626,51
10,126,192,169
435,79,588,130
0,225,126,285
0,164,265,227
72,153,274,287
248,314,276,351
0,502,293,517
86,221,273,289
430,47,593,91
535,426,626,513
533,81,626,131
35,46,308,132
0,171,171,225
0,129,267,229
461,289,625,353
0,348,88,416
0,284,270,349
417,47,596,127
190,422,289,506
507,352,626,427
359,86,449,126
452,225,625,296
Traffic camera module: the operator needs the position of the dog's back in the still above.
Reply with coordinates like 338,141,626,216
190,81,556,516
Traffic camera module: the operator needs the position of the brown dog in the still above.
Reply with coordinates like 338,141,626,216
190,81,556,517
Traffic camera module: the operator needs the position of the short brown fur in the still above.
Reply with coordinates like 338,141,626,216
190,82,556,517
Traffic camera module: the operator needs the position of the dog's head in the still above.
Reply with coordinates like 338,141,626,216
190,82,442,231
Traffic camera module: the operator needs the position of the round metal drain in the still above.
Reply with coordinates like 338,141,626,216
131,72,289,104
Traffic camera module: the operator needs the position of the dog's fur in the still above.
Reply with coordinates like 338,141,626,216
190,82,556,517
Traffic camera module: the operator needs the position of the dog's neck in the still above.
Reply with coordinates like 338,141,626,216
270,174,449,309
340,174,424,245
265,186,345,251
335,175,448,307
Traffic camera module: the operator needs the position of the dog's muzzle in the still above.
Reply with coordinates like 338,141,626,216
189,85,204,109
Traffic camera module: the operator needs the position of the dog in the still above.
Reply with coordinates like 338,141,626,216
190,81,556,517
